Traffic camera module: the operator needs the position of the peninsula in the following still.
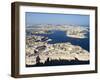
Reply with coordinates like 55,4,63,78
26,34,89,66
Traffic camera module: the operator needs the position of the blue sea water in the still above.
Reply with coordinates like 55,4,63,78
32,30,89,52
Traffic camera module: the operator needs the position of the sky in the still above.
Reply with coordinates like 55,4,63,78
25,12,90,27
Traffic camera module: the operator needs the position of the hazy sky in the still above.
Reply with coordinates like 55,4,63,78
25,12,90,26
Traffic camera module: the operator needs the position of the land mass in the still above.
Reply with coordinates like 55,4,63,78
26,24,89,38
26,35,89,66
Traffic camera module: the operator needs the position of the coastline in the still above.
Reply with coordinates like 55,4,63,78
26,24,89,66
